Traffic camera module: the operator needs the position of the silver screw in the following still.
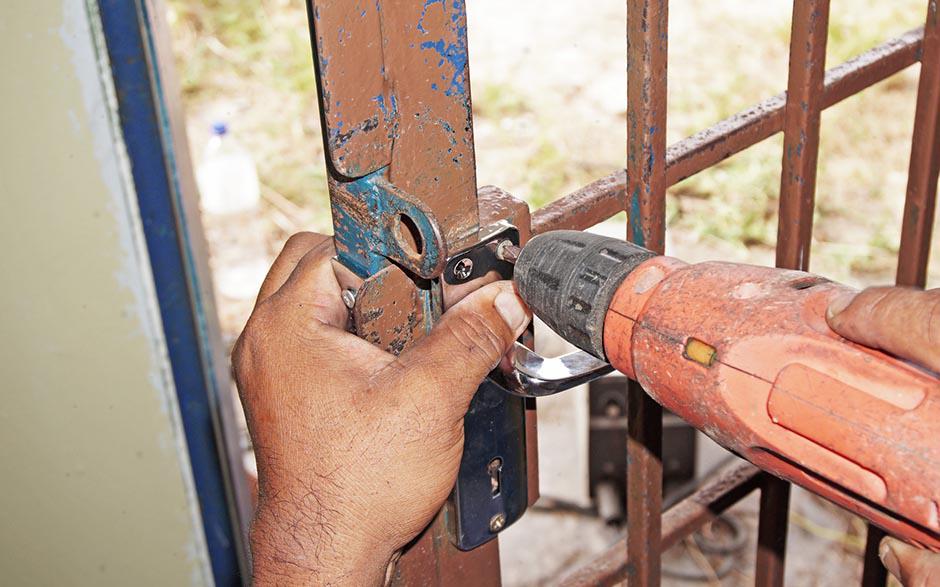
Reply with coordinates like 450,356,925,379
489,512,506,533
453,258,474,281
341,288,357,309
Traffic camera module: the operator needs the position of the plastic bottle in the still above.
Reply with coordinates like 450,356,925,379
196,121,270,301
197,121,261,215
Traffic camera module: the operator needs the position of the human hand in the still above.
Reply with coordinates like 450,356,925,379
827,286,940,586
233,232,531,586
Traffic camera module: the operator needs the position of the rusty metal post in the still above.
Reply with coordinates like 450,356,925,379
776,0,831,271
897,0,940,288
625,0,668,584
760,1,831,583
755,475,791,587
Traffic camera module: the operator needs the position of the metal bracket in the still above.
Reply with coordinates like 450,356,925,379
443,222,519,285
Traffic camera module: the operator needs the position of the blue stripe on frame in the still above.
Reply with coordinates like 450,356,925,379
97,2,242,584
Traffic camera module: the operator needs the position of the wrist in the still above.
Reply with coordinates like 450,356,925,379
250,495,396,586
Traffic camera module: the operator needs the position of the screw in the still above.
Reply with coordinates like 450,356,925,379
604,401,623,418
341,288,357,309
489,512,506,533
453,258,474,281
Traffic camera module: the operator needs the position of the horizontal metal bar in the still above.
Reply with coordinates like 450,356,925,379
557,462,762,587
532,27,924,236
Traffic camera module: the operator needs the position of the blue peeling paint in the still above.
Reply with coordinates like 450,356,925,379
628,186,647,248
336,169,443,279
416,0,469,97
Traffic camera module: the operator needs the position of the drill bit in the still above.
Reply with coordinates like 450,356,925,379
495,240,522,264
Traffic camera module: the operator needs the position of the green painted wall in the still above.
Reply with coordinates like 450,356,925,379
0,2,212,585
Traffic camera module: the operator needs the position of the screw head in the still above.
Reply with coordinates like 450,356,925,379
341,288,357,309
453,258,474,281
488,512,506,533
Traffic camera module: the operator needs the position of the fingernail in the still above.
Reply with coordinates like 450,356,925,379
826,291,856,321
495,289,529,332
879,538,901,580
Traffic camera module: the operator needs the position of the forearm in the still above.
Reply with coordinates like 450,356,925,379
250,499,394,586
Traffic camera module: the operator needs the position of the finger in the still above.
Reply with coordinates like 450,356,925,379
392,281,531,415
256,232,332,305
880,537,940,586
442,270,501,309
277,240,349,329
827,286,940,372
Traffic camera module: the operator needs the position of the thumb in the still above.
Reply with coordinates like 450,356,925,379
879,537,940,586
394,281,531,414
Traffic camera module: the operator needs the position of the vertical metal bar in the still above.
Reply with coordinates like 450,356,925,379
761,1,831,583
755,476,791,587
776,0,832,271
863,3,940,581
861,525,888,587
625,0,668,584
897,0,940,288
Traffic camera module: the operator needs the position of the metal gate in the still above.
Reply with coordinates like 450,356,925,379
307,0,940,584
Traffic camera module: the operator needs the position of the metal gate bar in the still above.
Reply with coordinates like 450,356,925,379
624,0,668,583
898,0,940,289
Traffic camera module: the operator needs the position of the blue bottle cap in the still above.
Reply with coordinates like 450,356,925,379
211,121,228,136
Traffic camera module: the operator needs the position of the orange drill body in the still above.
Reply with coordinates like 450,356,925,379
603,256,940,550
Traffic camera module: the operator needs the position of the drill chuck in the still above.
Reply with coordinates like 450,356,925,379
514,231,655,360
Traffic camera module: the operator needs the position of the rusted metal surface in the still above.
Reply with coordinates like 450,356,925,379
661,464,762,550
755,478,791,587
898,0,940,288
625,0,668,584
776,0,831,271
532,27,924,236
310,0,479,251
558,462,762,587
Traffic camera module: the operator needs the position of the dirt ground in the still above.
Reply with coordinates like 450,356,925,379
166,1,938,584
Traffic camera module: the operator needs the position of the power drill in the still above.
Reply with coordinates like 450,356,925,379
511,230,940,551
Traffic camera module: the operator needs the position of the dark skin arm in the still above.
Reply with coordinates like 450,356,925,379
232,233,530,585
828,286,940,587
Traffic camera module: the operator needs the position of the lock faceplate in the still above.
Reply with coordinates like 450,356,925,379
445,223,529,550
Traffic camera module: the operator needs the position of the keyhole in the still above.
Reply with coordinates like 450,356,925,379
487,457,503,497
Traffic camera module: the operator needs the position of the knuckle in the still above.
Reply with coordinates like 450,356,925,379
283,231,319,249
926,294,940,342
445,310,507,366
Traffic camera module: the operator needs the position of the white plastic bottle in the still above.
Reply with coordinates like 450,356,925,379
197,121,261,215
197,121,270,301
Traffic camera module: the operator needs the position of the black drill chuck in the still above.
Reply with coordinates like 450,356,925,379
513,231,656,360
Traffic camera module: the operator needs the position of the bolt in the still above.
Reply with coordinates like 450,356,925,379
341,288,357,309
489,512,507,533
453,258,474,281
